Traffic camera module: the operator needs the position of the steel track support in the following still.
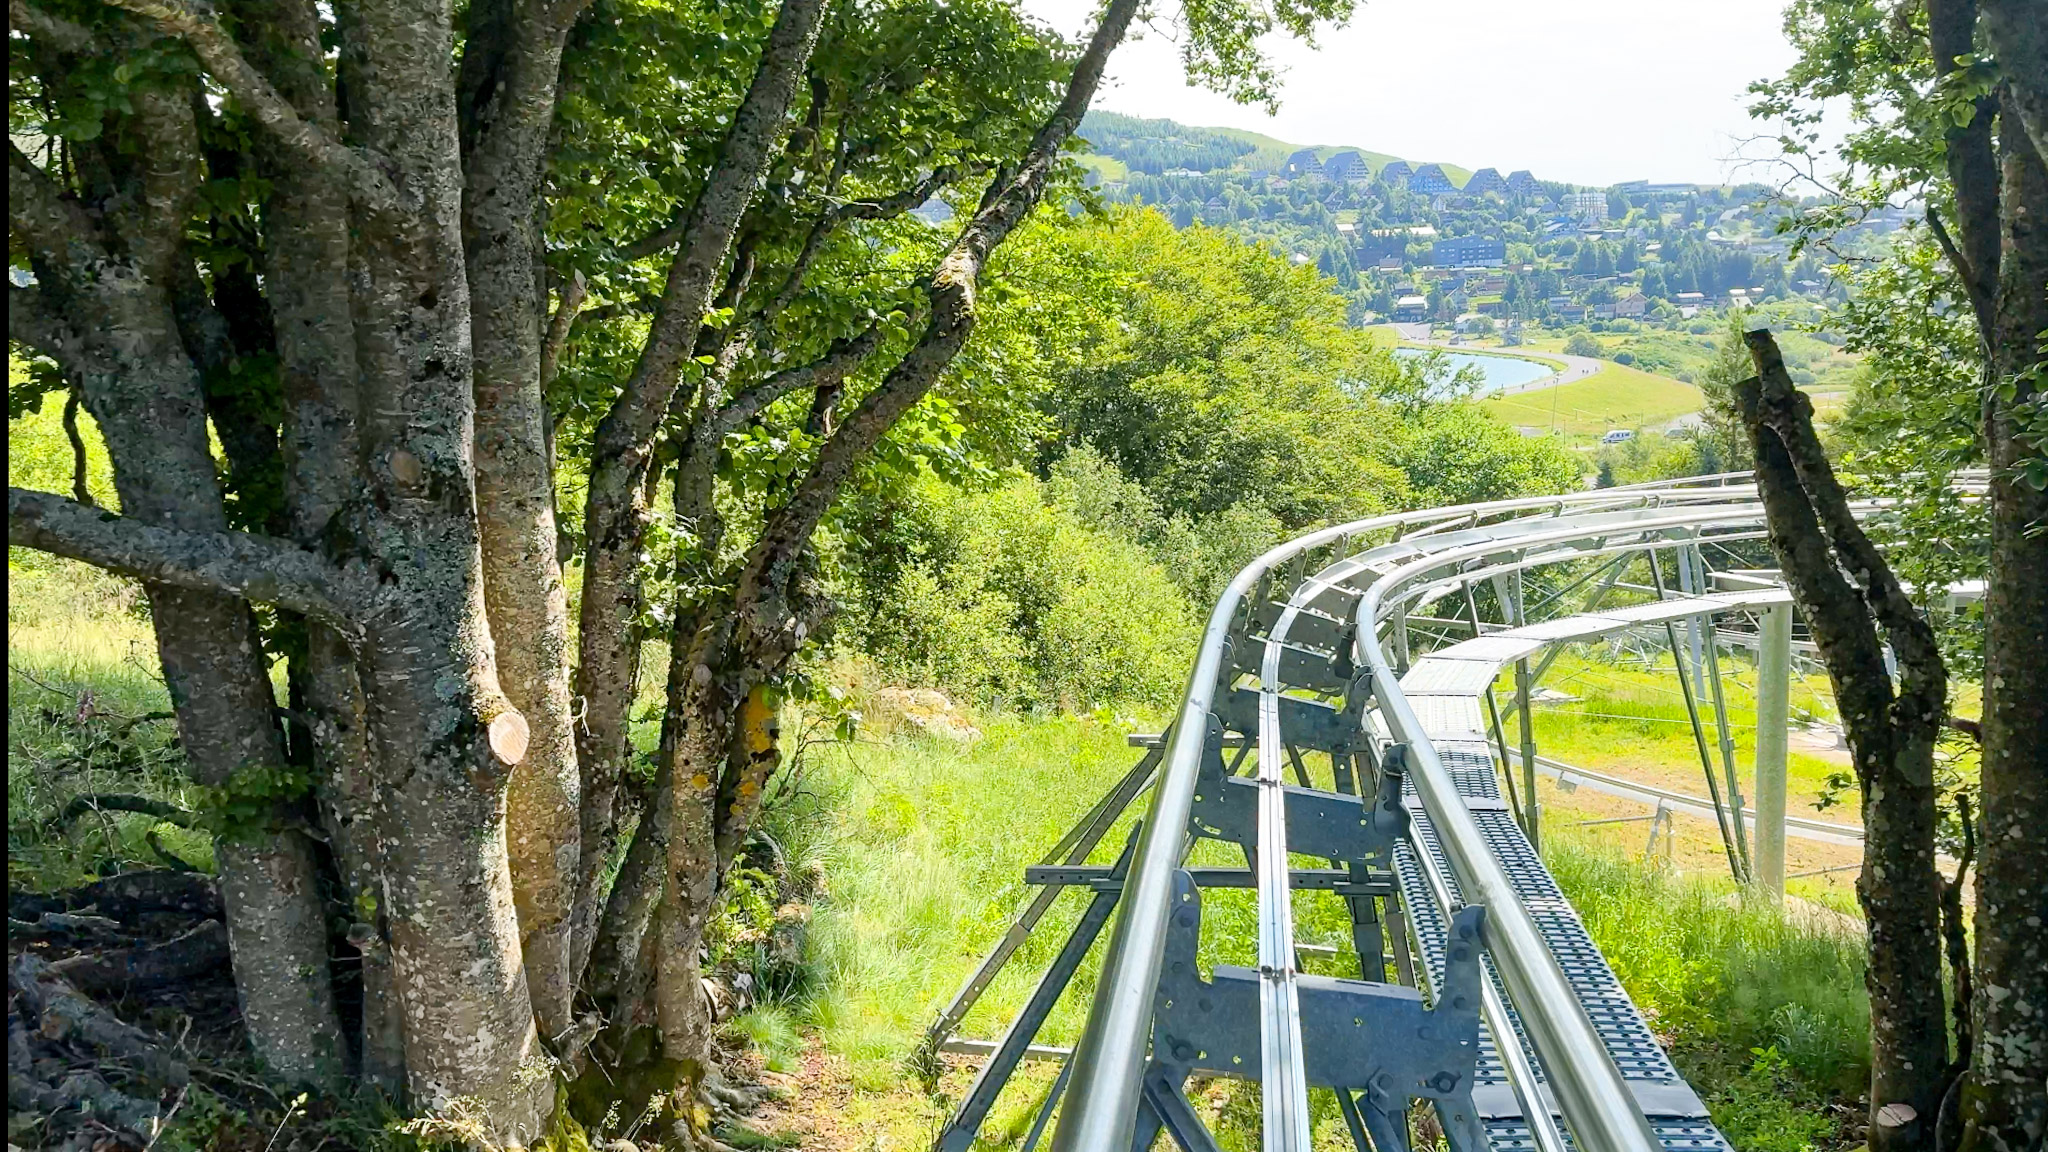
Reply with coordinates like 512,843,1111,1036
923,746,1160,1057
935,829,1138,1152
1651,550,1748,882
1754,603,1792,895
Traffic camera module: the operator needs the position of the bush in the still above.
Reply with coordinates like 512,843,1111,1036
851,471,1197,711
1046,446,1279,608
1564,331,1606,358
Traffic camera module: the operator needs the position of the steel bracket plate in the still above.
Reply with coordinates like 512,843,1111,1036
1143,870,1490,1150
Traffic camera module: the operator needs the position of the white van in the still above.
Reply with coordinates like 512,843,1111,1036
1600,429,1636,445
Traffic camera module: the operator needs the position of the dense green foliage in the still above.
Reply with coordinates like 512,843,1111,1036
1011,209,1580,523
843,465,1198,712
1829,235,1989,677
833,208,1581,711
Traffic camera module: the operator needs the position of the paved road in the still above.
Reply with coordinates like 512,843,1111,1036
1391,324,1604,395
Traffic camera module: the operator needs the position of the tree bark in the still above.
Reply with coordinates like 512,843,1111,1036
9,91,347,1088
330,0,549,1134
1958,79,2048,1152
459,0,591,1044
1735,332,1949,1152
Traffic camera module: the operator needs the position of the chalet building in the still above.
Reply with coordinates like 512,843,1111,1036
1464,167,1506,196
1410,163,1457,196
1592,303,1616,320
1505,169,1538,196
1379,160,1413,185
1429,235,1507,267
1614,291,1649,317
1285,148,1322,176
1323,150,1370,184
1392,294,1430,322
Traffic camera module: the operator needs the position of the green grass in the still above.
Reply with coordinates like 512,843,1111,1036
1482,363,1704,435
1076,152,1127,183
1549,838,1867,1149
770,683,1864,1149
1517,648,1852,819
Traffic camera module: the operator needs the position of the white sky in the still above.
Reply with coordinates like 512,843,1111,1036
1024,0,1816,187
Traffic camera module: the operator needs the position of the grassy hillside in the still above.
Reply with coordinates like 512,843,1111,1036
1483,363,1705,435
1093,111,1477,186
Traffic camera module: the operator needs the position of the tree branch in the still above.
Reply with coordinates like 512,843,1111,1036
715,324,881,436
732,0,1143,613
1730,372,1898,755
61,388,97,508
594,0,831,464
1744,329,1947,728
9,487,367,633
1924,204,1997,339
98,0,399,215
8,142,105,264
7,283,90,372
750,162,985,329
540,270,587,389
9,0,97,52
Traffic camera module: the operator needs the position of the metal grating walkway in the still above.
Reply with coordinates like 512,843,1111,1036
1392,737,1732,1150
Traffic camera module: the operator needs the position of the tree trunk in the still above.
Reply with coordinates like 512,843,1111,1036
568,0,832,983
1734,334,1949,1150
334,0,549,1134
459,0,589,1044
1960,90,2048,1151
10,84,348,1084
230,0,411,1091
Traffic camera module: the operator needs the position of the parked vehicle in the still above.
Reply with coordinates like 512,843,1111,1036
1601,429,1636,444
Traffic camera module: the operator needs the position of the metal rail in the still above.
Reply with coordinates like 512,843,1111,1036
957,470,1986,1151
1051,478,1764,1152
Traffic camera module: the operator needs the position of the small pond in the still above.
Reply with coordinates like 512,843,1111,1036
1394,348,1556,395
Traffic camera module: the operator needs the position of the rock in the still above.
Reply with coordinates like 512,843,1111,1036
864,687,980,741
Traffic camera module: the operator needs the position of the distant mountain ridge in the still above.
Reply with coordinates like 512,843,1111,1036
1079,110,1477,188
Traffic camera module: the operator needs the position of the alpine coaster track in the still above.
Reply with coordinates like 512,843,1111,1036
921,472,1981,1152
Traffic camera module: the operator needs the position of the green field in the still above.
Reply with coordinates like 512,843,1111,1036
1483,363,1705,435
1076,152,1128,182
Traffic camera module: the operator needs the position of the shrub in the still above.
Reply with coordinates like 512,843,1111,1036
1564,331,1606,358
852,471,1196,711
